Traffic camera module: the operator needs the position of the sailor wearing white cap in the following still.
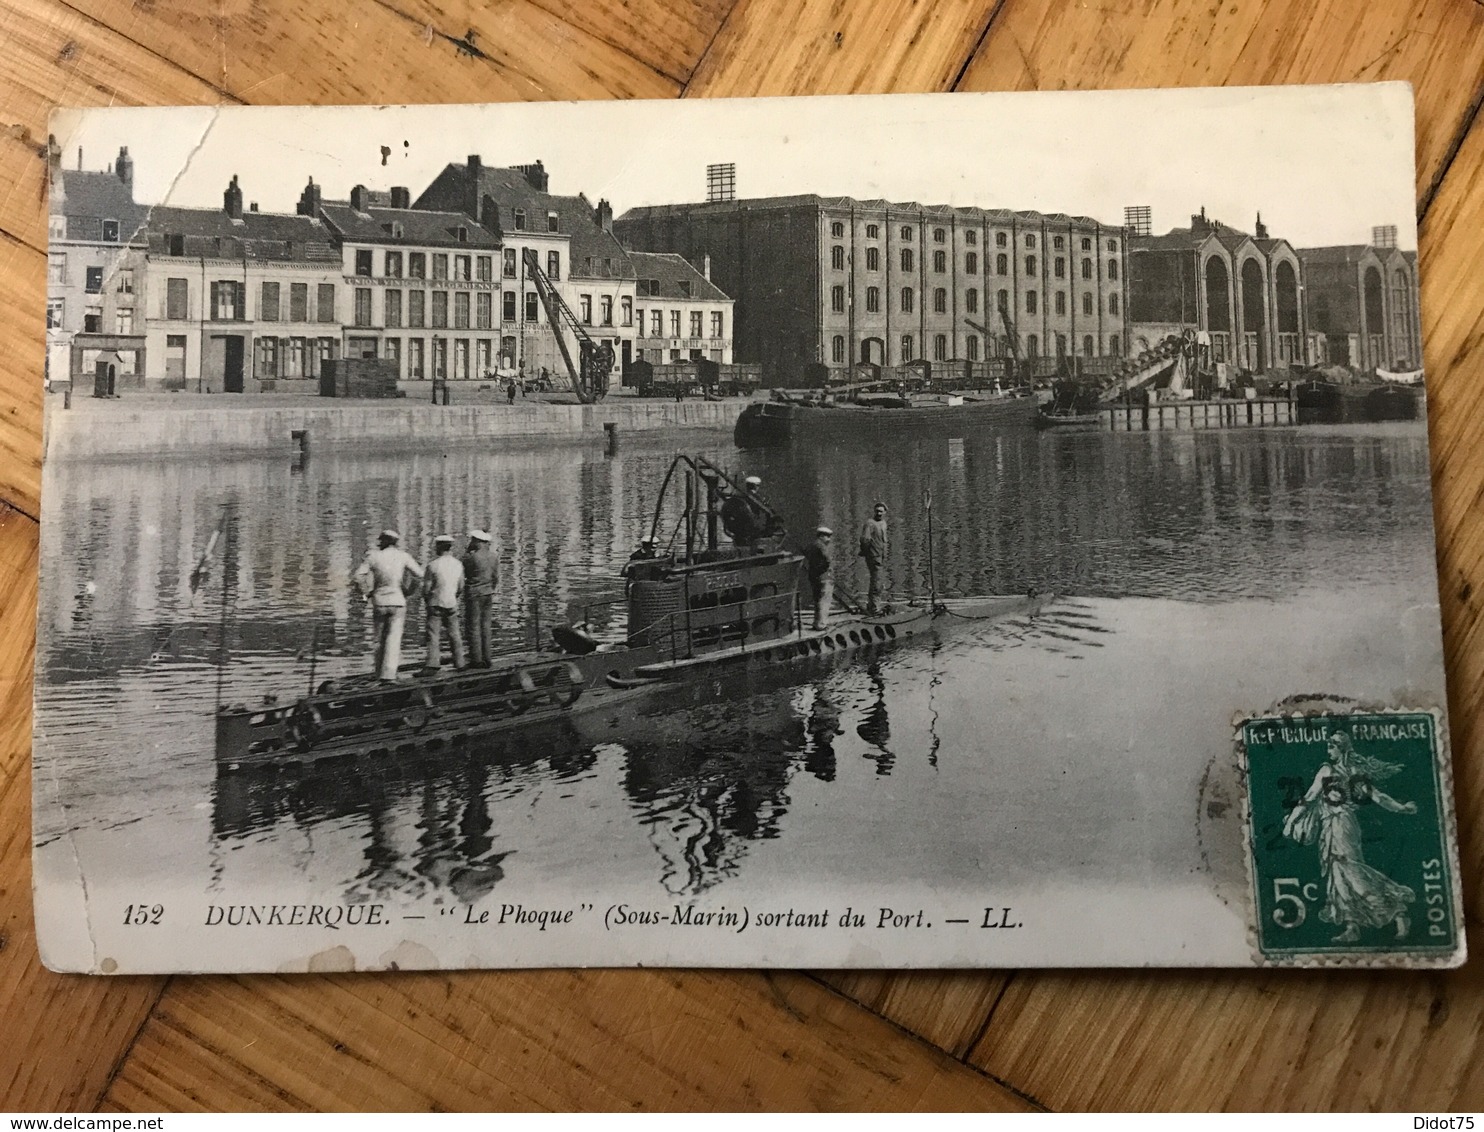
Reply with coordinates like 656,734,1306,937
804,526,834,630
461,529,498,667
422,535,466,673
352,528,425,681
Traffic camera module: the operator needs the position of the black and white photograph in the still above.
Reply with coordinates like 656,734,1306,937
33,86,1462,974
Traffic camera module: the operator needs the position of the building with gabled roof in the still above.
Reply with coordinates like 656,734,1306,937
1297,241,1420,371
614,190,1128,383
627,251,734,364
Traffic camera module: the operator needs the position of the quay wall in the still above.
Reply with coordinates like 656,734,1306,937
44,399,745,461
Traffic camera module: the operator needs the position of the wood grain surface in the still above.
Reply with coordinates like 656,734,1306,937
2,0,1482,1113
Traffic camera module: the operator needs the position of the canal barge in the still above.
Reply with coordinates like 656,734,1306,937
215,455,1047,770
734,391,1038,448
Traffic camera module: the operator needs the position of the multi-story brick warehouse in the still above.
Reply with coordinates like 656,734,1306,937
1127,209,1313,371
613,196,1130,382
1297,241,1420,372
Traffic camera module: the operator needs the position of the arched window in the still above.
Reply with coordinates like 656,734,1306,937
1109,335,1121,356
934,228,946,243
1025,255,1037,275
1026,333,1039,358
933,250,946,273
934,334,947,360
1025,290,1038,315
1082,334,1094,356
1055,333,1067,359
1055,291,1066,315
1108,260,1119,281
865,286,880,313
900,225,914,241
996,231,1008,247
997,289,1009,312
1053,235,1064,250
900,334,914,360
965,252,978,274
830,285,845,312
866,247,880,271
1026,234,1037,249
966,288,978,313
1109,293,1120,315
866,224,879,239
901,248,914,272
831,245,845,270
1081,237,1092,252
933,288,947,313
1082,292,1093,316
830,221,844,238
966,335,979,360
966,229,978,245
996,253,1008,275
901,287,914,313
831,335,845,362
1081,258,1092,280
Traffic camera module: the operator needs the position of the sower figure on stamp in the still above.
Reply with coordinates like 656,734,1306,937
353,529,424,682
803,526,834,630
858,501,889,615
423,535,466,673
461,529,497,668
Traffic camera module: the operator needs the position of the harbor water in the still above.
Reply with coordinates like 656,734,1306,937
33,420,1446,961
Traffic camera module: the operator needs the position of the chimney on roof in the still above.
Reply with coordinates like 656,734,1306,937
296,176,322,217
350,184,370,213
515,160,548,192
77,147,83,170
390,185,410,209
1254,211,1268,240
115,146,133,191
1191,206,1211,237
594,198,613,233
224,174,244,220
465,155,483,225
250,202,259,212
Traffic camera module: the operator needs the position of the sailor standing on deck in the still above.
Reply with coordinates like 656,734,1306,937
423,536,466,673
858,502,889,615
461,530,497,668
804,526,834,630
354,530,425,682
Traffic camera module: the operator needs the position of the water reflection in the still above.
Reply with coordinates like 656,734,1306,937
36,421,1439,903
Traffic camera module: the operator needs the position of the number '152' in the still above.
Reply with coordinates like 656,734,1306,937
123,904,164,926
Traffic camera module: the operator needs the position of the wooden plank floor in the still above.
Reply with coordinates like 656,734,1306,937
3,0,1483,1112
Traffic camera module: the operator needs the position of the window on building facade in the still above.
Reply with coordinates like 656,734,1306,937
385,289,402,328
355,249,373,277
831,222,844,238
580,295,592,324
997,289,1009,312
1053,235,1064,250
965,252,978,275
503,249,516,278
900,334,914,361
476,339,491,374
866,286,880,313
832,335,845,363
259,282,280,321
409,290,426,328
477,255,492,282
48,254,65,285
1082,292,1093,316
866,224,879,239
621,297,633,326
502,291,516,322
933,250,946,273
1026,333,1039,358
115,308,133,335
432,254,449,281
83,307,102,332
1082,238,1092,251
677,279,691,298
831,285,845,313
1054,257,1065,279
901,287,914,313
317,284,336,323
513,208,526,230
1056,333,1068,358
429,338,446,380
1107,239,1118,253
1108,260,1119,280
431,291,448,328
406,338,424,379
1110,335,1121,355
288,282,308,322
384,338,400,366
670,310,681,338
900,226,913,241
116,269,134,294
831,245,845,270
710,311,722,338
901,248,914,272
689,310,702,338
996,231,1008,247
1025,255,1037,276
996,254,1008,275
651,311,663,337
454,338,470,380
385,251,403,278
454,255,471,281
1026,234,1037,248
1083,335,1095,356
1025,290,1038,315
409,252,426,279
1055,291,1066,315
46,299,63,328
209,281,241,320
1109,293,1120,315
933,334,947,360
635,307,645,332
254,336,277,378
546,251,560,280
602,297,614,326
476,292,492,329
966,288,978,313
966,335,979,360
966,229,978,245
85,266,103,294
933,288,947,313
454,292,470,329
1082,258,1093,280
934,228,946,244
354,287,373,327
866,247,880,271
525,293,540,322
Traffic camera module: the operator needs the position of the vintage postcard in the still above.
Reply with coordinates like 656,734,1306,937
34,86,1463,973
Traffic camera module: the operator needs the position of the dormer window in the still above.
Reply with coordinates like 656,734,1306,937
457,226,468,243
678,280,691,297
102,219,119,242
168,234,185,256
547,212,559,232
390,221,404,239
513,208,526,231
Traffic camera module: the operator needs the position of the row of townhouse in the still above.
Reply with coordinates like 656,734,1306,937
45,151,736,394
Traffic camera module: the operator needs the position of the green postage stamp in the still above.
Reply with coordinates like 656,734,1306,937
1238,708,1464,966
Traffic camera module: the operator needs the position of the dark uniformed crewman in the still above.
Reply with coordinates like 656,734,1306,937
803,526,833,630
721,475,781,554
461,529,497,667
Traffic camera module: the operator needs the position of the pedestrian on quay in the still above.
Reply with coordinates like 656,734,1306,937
858,501,889,615
804,526,834,630
507,379,517,405
353,529,424,682
461,529,498,667
423,535,466,673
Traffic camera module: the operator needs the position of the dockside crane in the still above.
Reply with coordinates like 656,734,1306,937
964,295,1024,385
522,248,613,403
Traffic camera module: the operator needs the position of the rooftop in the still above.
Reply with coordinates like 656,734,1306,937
318,202,501,249
626,251,730,303
144,205,340,262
